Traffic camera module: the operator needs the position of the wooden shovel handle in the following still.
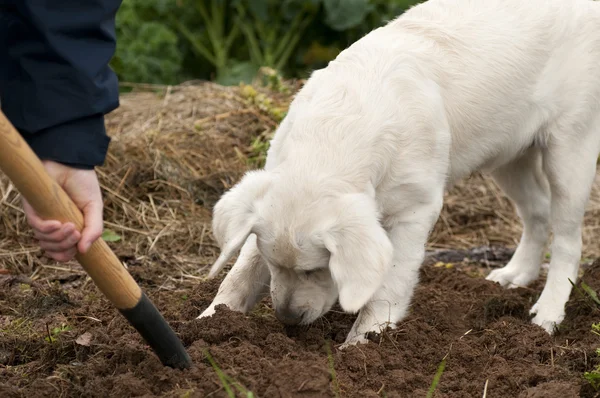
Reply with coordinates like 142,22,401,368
0,111,140,308
0,110,192,369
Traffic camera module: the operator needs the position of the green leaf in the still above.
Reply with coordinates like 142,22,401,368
281,0,321,20
323,0,373,31
584,369,600,391
426,355,447,398
246,0,270,21
112,6,183,84
101,229,122,243
216,61,260,86
581,281,600,306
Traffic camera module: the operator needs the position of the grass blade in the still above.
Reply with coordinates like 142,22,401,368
426,354,448,398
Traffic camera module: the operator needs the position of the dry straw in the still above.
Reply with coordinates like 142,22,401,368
1,76,599,282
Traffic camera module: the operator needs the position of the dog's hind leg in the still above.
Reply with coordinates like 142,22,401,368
197,235,271,318
530,115,600,333
486,146,551,288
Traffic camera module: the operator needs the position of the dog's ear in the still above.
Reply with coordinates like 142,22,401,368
208,170,272,278
322,192,393,313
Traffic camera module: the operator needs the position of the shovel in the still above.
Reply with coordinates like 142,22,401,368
0,110,191,370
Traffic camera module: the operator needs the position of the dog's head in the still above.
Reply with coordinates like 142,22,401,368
208,170,393,325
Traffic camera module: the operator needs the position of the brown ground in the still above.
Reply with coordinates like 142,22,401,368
2,249,600,397
1,79,600,397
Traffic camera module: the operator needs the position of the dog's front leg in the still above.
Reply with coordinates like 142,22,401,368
342,206,440,348
197,235,270,318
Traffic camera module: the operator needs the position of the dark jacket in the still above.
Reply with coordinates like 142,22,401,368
0,0,123,169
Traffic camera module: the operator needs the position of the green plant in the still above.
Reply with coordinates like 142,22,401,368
325,340,340,397
571,279,600,310
247,131,272,169
101,229,122,243
111,0,184,84
111,0,425,85
1,318,34,335
321,0,373,31
426,353,448,398
257,67,292,94
584,327,600,390
170,0,255,85
232,0,318,74
572,280,600,391
45,323,72,343
204,349,255,397
581,282,600,306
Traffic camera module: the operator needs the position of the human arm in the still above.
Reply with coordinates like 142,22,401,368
0,0,123,261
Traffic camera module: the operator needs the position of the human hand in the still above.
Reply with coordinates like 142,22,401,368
22,160,104,262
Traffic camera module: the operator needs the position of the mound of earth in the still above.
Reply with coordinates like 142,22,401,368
2,247,600,397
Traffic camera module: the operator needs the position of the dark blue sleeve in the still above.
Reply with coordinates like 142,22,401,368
0,0,123,169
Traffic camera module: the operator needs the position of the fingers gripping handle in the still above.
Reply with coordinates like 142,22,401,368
0,111,191,369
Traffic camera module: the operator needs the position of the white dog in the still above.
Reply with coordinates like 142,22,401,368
198,0,600,346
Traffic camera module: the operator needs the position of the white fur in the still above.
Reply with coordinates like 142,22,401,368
198,0,600,345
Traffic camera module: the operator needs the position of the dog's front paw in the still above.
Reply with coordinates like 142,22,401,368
196,302,236,320
196,305,218,319
340,322,393,350
339,333,370,350
196,296,252,320
529,301,565,334
486,266,539,289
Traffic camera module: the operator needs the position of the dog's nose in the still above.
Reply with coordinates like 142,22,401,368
275,306,303,326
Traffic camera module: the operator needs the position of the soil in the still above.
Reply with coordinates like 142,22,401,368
2,247,600,398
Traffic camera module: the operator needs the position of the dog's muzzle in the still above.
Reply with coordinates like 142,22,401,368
274,306,303,326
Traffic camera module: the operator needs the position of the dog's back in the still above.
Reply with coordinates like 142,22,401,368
385,0,600,179
285,0,600,183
